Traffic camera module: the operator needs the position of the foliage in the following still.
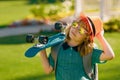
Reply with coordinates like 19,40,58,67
104,18,120,32
30,2,74,21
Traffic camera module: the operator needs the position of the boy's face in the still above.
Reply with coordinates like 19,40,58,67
69,21,88,43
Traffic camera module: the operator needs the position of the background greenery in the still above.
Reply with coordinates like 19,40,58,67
0,0,74,27
0,0,119,32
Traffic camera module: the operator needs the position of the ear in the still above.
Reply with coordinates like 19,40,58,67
83,36,89,42
88,36,93,43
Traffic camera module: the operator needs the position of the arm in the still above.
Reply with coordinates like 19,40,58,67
96,31,115,61
39,50,53,74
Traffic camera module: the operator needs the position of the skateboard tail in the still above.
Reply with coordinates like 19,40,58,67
25,47,43,57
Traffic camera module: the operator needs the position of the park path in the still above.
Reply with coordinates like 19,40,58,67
0,25,54,37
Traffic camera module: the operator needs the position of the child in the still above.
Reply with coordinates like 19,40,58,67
39,13,115,80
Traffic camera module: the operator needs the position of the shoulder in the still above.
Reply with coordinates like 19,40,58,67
92,48,107,64
92,48,103,58
92,43,103,56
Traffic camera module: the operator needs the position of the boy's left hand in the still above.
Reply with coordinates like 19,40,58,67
95,30,104,40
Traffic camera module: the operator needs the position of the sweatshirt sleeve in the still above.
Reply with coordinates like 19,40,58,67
92,48,107,64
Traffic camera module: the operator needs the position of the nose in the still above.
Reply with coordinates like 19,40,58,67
71,27,77,32
71,28,80,35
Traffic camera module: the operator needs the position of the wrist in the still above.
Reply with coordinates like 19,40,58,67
95,30,104,39
96,34,104,41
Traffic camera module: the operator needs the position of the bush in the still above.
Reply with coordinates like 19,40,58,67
104,18,120,32
30,1,74,22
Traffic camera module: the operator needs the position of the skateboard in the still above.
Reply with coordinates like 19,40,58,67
25,33,65,58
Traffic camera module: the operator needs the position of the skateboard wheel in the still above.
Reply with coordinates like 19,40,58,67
54,22,63,30
38,35,48,44
26,34,34,43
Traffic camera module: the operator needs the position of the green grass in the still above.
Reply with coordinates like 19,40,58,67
98,32,120,80
0,34,55,80
0,32,119,80
0,1,32,28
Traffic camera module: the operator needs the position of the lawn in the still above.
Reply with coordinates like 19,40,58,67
0,34,55,80
0,1,32,28
98,32,120,80
0,32,119,80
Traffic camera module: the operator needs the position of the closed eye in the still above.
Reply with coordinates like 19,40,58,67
78,27,88,35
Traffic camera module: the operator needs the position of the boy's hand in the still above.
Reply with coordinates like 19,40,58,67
95,30,104,40
41,50,46,53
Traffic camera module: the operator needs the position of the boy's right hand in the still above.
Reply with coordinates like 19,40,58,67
40,50,46,54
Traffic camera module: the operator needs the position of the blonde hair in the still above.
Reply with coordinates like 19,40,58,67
64,24,93,56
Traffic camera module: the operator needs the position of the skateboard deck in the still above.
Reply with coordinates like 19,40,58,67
25,33,65,58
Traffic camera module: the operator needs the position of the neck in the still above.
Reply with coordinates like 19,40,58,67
67,40,80,47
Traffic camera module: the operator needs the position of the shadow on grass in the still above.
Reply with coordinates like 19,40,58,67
0,24,8,28
0,34,26,45
14,73,55,80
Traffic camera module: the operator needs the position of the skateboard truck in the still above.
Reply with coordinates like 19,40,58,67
26,34,35,43
26,22,66,45
26,34,48,45
54,21,66,31
25,21,66,57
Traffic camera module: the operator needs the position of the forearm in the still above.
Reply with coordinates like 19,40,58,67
39,50,53,74
97,35,115,60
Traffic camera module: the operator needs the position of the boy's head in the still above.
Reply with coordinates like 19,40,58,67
74,13,103,42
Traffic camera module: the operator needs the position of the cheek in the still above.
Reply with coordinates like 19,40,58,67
77,34,87,41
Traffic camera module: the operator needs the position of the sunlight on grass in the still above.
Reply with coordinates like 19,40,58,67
98,32,120,80
0,1,32,26
0,44,55,80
